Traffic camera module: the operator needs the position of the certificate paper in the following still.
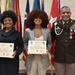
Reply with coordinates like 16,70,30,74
28,41,46,54
0,43,14,58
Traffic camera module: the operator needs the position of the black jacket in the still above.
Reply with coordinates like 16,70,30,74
51,19,75,63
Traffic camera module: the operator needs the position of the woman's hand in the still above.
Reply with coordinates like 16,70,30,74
10,51,16,59
42,51,48,56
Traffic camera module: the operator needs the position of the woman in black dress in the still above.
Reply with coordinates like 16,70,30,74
0,10,23,75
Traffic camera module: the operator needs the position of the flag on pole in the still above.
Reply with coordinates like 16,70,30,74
13,0,22,34
41,0,44,10
22,0,30,62
5,0,10,10
24,0,30,30
5,0,14,11
48,0,60,66
0,0,2,27
32,0,40,10
0,0,1,17
4,0,10,29
10,0,14,11
0,0,1,15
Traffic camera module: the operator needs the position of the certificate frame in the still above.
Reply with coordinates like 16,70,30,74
0,43,14,58
28,40,46,54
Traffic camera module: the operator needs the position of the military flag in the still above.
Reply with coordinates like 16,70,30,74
10,0,14,11
13,0,22,34
32,0,40,10
0,0,1,27
22,0,30,62
5,0,14,11
41,0,44,10
48,0,60,66
48,0,60,75
24,0,30,30
3,0,10,29
5,0,10,10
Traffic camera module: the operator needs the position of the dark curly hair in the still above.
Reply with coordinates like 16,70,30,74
1,10,17,25
26,10,49,30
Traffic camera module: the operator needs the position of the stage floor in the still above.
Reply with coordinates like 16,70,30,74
19,73,55,75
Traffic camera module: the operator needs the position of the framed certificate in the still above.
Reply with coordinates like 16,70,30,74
0,43,14,58
28,40,46,54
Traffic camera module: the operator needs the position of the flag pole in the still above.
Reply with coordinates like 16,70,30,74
22,0,30,62
48,0,60,74
51,64,54,75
